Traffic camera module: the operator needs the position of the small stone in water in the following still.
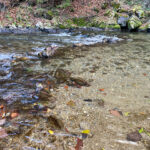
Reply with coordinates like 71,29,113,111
11,112,19,119
0,127,8,138
83,99,92,102
127,131,142,142
67,100,76,107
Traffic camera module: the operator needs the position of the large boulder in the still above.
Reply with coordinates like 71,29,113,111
135,9,145,19
128,15,142,30
117,16,129,28
139,20,150,32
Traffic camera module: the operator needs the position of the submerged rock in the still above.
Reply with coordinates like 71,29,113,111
127,131,142,142
68,77,90,87
38,46,59,58
54,69,71,83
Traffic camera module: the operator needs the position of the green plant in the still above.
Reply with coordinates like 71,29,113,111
57,0,71,9
72,17,88,26
93,7,99,13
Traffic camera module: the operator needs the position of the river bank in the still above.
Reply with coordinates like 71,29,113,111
0,0,150,33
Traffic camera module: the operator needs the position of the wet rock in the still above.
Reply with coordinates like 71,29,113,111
117,16,129,29
68,77,90,87
38,90,52,101
54,69,71,83
127,131,142,142
128,15,142,31
83,99,92,102
47,115,64,130
38,46,58,58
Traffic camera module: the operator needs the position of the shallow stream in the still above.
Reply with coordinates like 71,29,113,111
0,30,150,150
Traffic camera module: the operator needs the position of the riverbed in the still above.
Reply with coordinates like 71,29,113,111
0,30,150,150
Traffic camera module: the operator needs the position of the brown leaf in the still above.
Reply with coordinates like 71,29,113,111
75,138,83,150
110,110,122,117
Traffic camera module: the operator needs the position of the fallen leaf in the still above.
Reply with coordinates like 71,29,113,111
49,130,54,135
75,138,83,150
143,73,147,76
67,100,76,107
82,129,90,134
99,89,104,92
124,112,130,116
110,110,122,117
139,112,145,115
138,128,144,133
0,127,8,139
11,112,19,119
0,105,4,109
64,85,69,90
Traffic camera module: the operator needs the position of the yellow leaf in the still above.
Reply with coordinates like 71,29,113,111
49,130,54,135
82,129,90,134
124,112,130,116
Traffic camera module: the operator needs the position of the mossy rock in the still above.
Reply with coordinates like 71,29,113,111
132,5,142,13
128,15,142,30
139,23,148,31
117,13,129,19
135,9,145,19
101,2,109,9
145,11,150,17
118,8,129,13
107,24,121,29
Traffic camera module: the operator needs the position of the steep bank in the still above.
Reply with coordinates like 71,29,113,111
0,0,150,32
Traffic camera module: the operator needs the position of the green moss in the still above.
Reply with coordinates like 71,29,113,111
99,22,107,28
128,15,142,30
72,18,88,27
47,10,53,16
107,24,121,29
58,24,66,29
57,0,71,9
104,10,111,16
